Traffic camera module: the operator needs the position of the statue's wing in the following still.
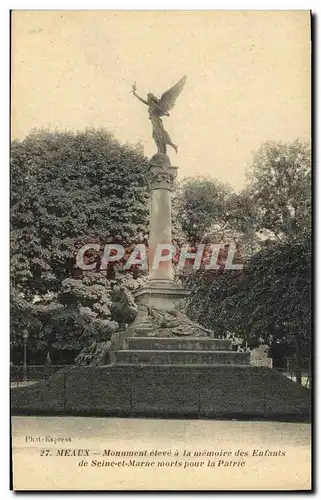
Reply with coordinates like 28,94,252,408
158,75,187,112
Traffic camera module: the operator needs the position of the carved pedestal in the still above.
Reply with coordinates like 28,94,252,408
112,154,236,364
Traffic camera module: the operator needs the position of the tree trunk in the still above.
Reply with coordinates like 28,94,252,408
295,330,302,386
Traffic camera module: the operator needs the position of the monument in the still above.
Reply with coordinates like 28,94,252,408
132,75,189,312
11,76,311,420
110,75,250,365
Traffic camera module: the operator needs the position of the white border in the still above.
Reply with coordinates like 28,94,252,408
4,1,319,9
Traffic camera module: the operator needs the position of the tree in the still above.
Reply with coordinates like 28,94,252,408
11,128,149,359
182,140,311,384
184,238,311,384
181,257,244,337
173,176,262,255
226,239,311,384
10,289,44,353
11,128,149,299
173,177,233,245
10,288,61,363
246,139,311,243
174,141,311,255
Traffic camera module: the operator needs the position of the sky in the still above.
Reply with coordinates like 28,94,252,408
11,10,311,189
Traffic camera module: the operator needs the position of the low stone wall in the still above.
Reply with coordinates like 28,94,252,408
114,350,250,365
11,365,311,421
126,337,232,351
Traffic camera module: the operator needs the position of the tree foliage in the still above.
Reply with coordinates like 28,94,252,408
181,140,311,380
173,177,233,244
246,139,311,243
185,239,311,345
11,128,149,359
11,132,311,379
173,176,261,255
11,128,149,298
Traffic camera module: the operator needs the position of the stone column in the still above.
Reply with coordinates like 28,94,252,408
148,156,175,282
132,153,189,313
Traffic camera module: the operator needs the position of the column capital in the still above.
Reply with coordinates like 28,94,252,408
148,153,178,191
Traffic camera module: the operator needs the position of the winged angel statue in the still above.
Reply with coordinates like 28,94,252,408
132,76,187,154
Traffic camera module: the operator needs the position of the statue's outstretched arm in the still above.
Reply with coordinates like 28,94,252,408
132,85,148,106
133,91,148,106
132,84,148,106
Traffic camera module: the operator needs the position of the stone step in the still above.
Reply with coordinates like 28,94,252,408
114,349,250,366
126,337,232,351
12,364,311,420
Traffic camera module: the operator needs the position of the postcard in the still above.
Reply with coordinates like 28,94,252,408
10,10,311,491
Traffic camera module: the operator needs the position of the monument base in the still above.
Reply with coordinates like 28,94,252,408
113,335,250,365
132,280,190,311
122,281,214,341
11,364,311,421
11,330,311,421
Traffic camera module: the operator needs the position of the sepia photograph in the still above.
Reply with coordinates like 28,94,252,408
10,9,312,491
